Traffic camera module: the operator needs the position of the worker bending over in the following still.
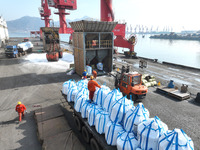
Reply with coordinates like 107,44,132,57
15,101,27,122
88,76,101,101
82,70,88,79
92,70,97,79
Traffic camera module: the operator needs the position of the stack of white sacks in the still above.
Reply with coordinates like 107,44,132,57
62,80,194,150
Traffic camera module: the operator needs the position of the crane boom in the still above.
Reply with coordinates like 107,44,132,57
39,0,51,27
100,0,137,57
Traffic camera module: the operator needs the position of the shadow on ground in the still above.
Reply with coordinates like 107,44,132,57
0,73,80,91
14,111,42,150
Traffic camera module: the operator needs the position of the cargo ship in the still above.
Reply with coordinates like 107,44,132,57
0,16,9,47
150,32,200,41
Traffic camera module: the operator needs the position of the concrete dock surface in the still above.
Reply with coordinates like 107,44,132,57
0,38,200,149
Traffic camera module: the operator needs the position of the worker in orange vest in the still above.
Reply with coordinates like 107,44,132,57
92,70,97,79
15,101,27,121
88,76,101,101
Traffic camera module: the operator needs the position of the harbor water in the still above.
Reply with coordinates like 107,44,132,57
118,34,200,69
10,32,200,69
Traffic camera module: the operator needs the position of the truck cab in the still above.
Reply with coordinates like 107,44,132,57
23,38,29,42
116,72,148,101
5,45,19,58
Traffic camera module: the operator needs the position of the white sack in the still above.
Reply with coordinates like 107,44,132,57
123,103,149,134
105,120,124,146
62,80,76,95
95,110,110,134
87,104,102,126
117,131,139,150
97,62,103,70
74,96,87,112
110,97,133,123
103,89,123,113
74,87,89,104
67,86,78,102
158,128,194,150
93,85,111,107
86,65,92,75
138,116,168,150
76,79,88,88
81,100,92,118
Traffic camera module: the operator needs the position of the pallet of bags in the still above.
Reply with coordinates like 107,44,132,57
87,103,102,126
74,95,87,112
67,86,78,102
110,96,134,123
76,79,88,88
93,85,111,107
137,116,168,150
105,120,124,146
95,110,110,134
62,80,76,95
142,74,157,87
123,103,150,135
103,89,123,113
74,87,89,104
158,128,194,150
81,100,92,118
117,130,139,150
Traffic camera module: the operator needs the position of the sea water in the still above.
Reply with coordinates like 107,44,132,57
118,34,200,69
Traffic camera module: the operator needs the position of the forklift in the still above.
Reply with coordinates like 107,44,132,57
114,65,148,101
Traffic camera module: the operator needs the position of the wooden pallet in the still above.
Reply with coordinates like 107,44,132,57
156,86,178,94
156,86,190,100
168,90,190,100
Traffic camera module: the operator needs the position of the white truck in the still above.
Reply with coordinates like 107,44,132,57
17,39,34,54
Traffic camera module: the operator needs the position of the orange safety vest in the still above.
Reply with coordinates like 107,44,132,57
88,80,101,92
15,104,26,113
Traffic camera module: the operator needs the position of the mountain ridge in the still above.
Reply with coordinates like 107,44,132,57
7,16,93,32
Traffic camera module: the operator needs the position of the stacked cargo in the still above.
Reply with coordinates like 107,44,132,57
142,74,157,87
62,79,194,150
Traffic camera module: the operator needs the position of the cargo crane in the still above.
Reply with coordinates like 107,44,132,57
47,0,76,42
39,0,51,27
101,0,137,58
39,0,77,61
39,0,76,39
39,0,51,39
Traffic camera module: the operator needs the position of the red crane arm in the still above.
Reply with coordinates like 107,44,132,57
40,0,51,27
101,0,136,54
114,36,134,52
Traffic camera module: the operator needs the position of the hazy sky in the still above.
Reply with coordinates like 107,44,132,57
1,0,200,31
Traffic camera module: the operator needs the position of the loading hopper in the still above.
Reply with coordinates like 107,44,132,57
69,20,117,32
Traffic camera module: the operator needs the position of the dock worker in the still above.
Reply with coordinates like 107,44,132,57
82,70,88,79
92,70,97,79
88,76,101,101
15,101,27,122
